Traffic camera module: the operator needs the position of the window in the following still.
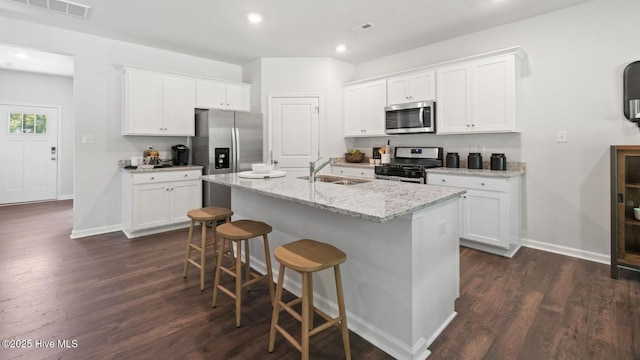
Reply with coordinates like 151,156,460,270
8,112,47,134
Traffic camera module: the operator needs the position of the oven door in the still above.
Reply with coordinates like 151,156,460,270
385,101,435,134
375,174,425,184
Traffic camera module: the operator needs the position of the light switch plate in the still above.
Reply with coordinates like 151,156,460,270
557,130,567,143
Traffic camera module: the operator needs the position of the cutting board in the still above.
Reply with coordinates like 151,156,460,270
237,170,287,179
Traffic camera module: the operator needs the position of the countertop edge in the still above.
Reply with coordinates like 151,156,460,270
425,167,525,178
120,165,204,173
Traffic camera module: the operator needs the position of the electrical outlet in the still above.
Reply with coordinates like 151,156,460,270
557,130,567,143
82,134,94,144
438,221,447,235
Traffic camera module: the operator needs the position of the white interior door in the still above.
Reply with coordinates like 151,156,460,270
270,96,319,168
0,104,58,204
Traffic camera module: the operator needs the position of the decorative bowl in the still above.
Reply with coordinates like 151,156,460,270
345,152,364,163
252,163,273,173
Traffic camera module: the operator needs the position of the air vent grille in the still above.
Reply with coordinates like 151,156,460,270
350,23,376,34
10,0,91,19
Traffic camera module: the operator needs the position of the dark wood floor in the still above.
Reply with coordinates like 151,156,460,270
0,201,638,360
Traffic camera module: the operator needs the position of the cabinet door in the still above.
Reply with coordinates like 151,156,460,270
409,71,436,102
225,83,251,111
125,69,164,135
436,65,470,134
460,189,509,249
169,180,202,224
163,75,196,136
196,80,226,109
387,76,410,105
132,183,170,230
471,56,514,132
361,80,387,136
344,85,364,136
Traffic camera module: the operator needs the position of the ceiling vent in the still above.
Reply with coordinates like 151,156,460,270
350,23,376,34
10,0,91,19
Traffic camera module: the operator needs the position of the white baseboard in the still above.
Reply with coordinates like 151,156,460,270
58,194,73,200
521,237,610,265
70,224,123,239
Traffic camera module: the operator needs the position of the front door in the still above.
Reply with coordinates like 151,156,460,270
0,104,58,204
269,96,320,169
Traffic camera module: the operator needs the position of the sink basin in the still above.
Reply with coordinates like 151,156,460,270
297,175,371,185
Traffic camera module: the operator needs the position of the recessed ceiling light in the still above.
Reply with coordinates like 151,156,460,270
247,13,263,24
14,52,28,59
336,44,347,53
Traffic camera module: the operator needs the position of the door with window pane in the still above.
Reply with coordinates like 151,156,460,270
0,105,58,204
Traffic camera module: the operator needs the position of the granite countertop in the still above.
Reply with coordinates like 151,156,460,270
425,167,524,178
201,171,464,223
119,163,203,173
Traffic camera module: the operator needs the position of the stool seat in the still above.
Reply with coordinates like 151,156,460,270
274,239,346,273
216,220,272,240
187,207,233,221
269,239,351,360
183,207,233,291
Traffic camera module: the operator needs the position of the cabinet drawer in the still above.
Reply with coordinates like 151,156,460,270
132,170,201,184
332,166,375,179
428,174,508,192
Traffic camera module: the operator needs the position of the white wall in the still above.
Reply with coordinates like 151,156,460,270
255,57,355,163
0,69,74,198
0,16,243,237
350,0,640,261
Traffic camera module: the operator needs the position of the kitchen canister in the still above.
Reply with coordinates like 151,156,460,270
490,153,507,171
467,153,482,169
445,152,460,168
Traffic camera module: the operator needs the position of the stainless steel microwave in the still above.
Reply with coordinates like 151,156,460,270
385,101,436,134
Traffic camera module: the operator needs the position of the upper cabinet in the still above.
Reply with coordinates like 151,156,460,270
123,67,196,136
123,66,251,136
344,80,387,137
386,70,436,105
436,54,521,135
196,80,250,111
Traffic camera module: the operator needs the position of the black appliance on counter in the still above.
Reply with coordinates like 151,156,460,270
171,144,189,166
374,146,443,184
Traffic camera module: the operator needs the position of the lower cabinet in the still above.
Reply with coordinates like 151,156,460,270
122,170,202,238
428,173,522,257
331,166,375,179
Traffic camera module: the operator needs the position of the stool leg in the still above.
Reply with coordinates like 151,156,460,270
308,272,314,330
262,234,275,305
182,219,195,277
244,239,251,291
268,263,286,352
199,221,207,291
335,265,351,360
212,237,226,307
235,239,243,327
301,272,311,360
211,223,218,267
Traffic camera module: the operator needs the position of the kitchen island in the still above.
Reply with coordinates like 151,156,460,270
202,172,464,360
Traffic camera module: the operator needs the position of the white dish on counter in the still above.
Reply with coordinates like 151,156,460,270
237,170,286,179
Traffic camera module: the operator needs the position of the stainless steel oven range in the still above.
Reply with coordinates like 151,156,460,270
374,146,443,184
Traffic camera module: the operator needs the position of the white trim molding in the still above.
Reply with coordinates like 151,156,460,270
522,237,610,265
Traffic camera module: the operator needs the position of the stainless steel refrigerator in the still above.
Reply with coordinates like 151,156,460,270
193,108,263,209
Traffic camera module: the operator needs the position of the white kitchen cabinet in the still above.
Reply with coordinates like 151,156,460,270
196,79,250,111
387,70,436,105
122,169,202,238
436,54,521,134
343,80,387,137
331,166,375,179
428,173,522,257
123,67,196,136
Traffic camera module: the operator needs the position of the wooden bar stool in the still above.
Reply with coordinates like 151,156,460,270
268,239,351,360
212,219,275,327
182,207,233,291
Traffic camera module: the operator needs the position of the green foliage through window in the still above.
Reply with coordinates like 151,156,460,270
8,113,47,134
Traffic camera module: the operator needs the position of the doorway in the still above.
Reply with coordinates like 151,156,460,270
269,95,320,168
0,104,59,204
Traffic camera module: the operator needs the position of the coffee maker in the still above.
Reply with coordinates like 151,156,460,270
171,144,189,165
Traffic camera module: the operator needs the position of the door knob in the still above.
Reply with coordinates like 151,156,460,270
51,156,57,160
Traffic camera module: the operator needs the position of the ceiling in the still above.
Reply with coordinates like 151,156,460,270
0,0,593,76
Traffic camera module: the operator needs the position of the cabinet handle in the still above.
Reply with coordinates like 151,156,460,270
466,124,470,127
165,188,170,191
151,177,155,180
220,103,224,106
441,179,446,183
480,182,485,186
471,124,475,127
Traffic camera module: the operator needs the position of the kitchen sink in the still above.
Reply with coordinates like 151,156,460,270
297,175,371,185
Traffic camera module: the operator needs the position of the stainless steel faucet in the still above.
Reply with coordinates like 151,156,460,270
309,157,333,182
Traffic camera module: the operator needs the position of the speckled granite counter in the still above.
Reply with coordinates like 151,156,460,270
203,171,463,359
118,163,203,173
425,167,524,178
201,171,464,223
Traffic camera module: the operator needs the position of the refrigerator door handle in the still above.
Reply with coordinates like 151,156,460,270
234,127,240,173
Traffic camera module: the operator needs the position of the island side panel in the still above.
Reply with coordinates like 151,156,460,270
230,187,458,360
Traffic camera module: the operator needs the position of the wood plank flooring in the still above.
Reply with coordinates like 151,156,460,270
1,200,638,359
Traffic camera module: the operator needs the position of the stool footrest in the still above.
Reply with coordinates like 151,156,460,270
216,285,237,300
274,324,302,352
309,317,341,337
186,258,202,269
278,300,303,322
220,266,236,277
242,274,268,288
